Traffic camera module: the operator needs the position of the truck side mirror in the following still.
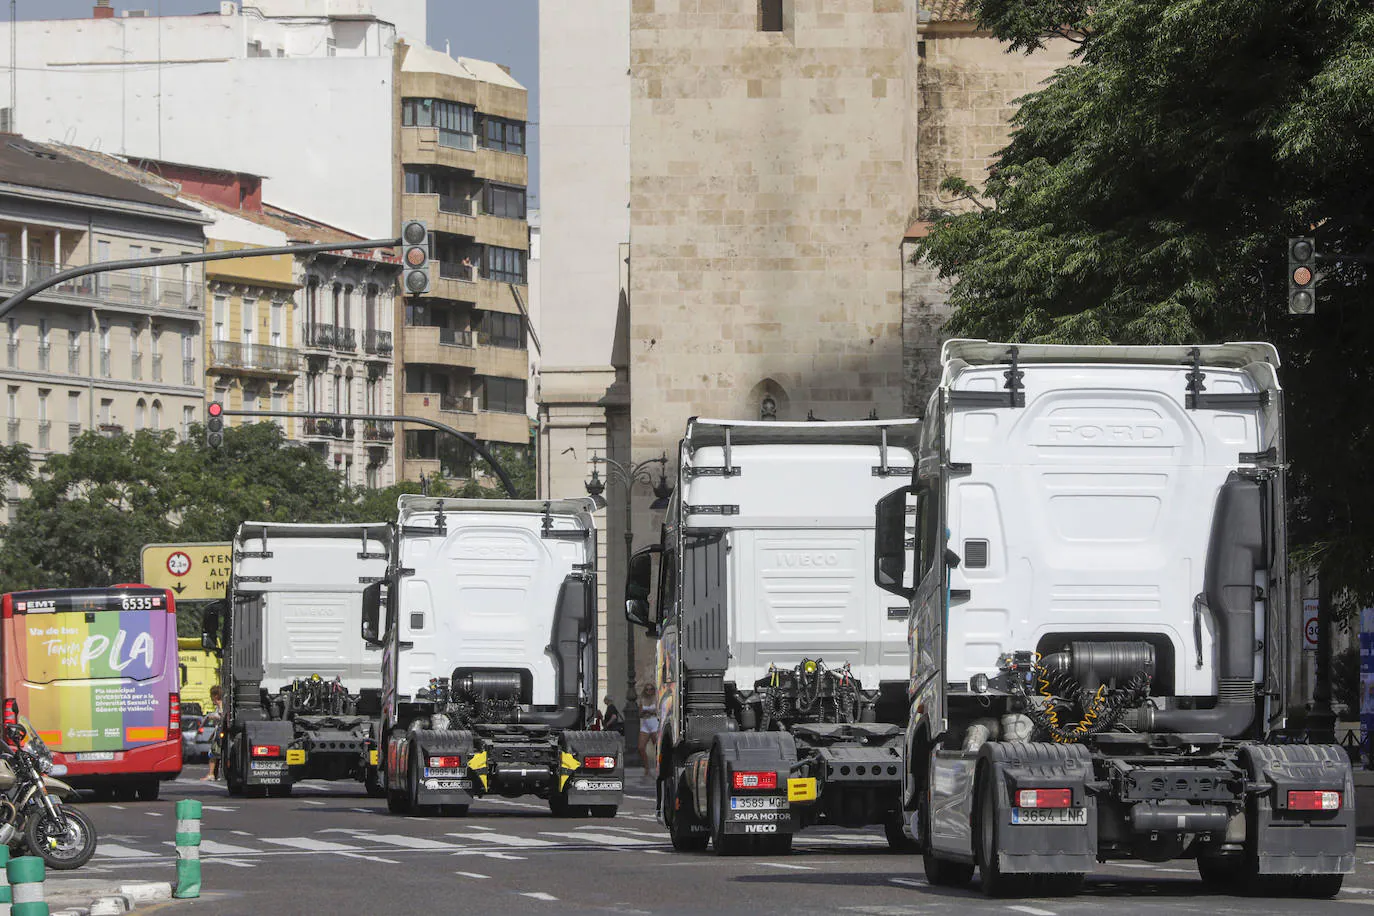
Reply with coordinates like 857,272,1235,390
625,545,663,632
361,581,384,645
201,602,222,653
874,486,915,600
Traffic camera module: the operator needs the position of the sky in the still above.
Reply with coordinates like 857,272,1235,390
14,1,542,198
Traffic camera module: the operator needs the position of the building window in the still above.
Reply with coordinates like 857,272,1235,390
483,246,527,284
99,398,113,426
182,405,195,441
479,312,524,350
482,377,526,414
479,116,525,155
760,0,784,31
326,36,337,57
483,183,527,220
67,391,80,440
402,98,475,150
135,398,146,432
151,399,161,431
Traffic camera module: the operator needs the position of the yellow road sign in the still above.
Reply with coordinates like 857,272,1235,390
140,543,233,601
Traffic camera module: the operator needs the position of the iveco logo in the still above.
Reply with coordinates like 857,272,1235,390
1048,423,1163,442
777,552,839,568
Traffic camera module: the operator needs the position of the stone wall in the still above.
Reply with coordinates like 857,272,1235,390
629,0,914,466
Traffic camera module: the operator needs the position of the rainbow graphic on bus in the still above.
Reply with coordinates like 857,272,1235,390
3,588,177,754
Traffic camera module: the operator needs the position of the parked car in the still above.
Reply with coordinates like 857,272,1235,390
181,715,215,763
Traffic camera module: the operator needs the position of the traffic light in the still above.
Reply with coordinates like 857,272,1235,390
401,220,431,296
206,401,224,449
1288,237,1317,315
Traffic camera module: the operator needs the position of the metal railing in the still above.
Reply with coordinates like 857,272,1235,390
440,328,473,348
364,420,395,441
210,340,299,373
68,347,81,374
98,423,123,437
438,261,476,282
439,194,475,216
303,324,338,350
440,393,475,413
363,329,393,355
183,358,198,386
0,256,203,310
37,345,50,371
477,331,525,351
68,422,81,442
152,354,163,382
131,352,143,380
37,421,49,450
336,327,357,351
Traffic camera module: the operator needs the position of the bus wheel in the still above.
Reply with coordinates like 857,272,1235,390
113,785,137,803
134,780,160,802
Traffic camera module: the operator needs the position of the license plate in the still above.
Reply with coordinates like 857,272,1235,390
730,795,787,811
571,779,623,792
76,752,115,762
1011,807,1088,826
249,761,286,771
424,767,466,778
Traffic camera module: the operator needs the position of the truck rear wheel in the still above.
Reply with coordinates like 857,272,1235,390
923,852,975,887
976,772,1022,898
548,793,583,818
386,784,410,814
1293,874,1344,898
667,772,708,852
708,748,748,856
884,812,918,852
588,805,618,818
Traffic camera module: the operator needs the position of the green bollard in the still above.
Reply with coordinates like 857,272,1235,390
0,843,11,915
7,856,45,916
173,798,202,899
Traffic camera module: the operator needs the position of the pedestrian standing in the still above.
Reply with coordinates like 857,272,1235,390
602,697,624,734
200,684,224,782
638,683,659,779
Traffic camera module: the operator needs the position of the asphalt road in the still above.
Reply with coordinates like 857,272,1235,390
45,764,1374,915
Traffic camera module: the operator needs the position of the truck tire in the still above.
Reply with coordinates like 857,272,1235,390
1197,853,1242,887
226,746,245,797
976,771,1021,898
588,805,618,818
923,852,975,887
707,747,748,856
1293,874,1344,898
408,749,433,816
268,785,292,798
884,813,918,852
386,783,410,814
667,771,708,852
364,767,386,798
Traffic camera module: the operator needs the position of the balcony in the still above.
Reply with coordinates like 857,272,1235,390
363,329,393,356
401,392,477,433
303,324,338,350
210,340,299,377
0,257,202,311
403,193,477,239
98,423,123,437
37,421,49,450
68,422,81,442
441,393,475,414
68,347,81,375
183,358,198,386
476,409,531,445
438,261,477,283
336,327,358,352
364,420,395,441
401,325,477,369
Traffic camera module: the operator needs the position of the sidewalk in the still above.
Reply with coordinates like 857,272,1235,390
44,877,173,916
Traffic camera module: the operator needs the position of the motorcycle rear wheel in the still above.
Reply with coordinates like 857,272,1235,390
26,806,97,870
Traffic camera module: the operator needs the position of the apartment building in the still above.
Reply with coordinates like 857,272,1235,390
395,44,533,482
0,135,209,513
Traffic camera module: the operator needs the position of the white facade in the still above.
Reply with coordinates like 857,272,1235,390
0,4,406,236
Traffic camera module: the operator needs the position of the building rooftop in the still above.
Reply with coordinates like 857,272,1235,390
401,43,525,92
920,1,973,23
0,135,200,215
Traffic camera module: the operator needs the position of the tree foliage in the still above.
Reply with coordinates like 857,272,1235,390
916,0,1374,614
0,425,538,593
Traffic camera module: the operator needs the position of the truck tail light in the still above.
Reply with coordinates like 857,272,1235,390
1016,789,1072,809
732,771,778,790
1287,790,1341,811
3,698,16,726
251,745,282,758
169,693,181,734
428,756,463,768
583,755,616,770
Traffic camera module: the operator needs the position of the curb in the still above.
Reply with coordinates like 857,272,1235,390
50,882,171,916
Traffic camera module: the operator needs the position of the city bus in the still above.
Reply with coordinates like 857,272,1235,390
1,585,183,800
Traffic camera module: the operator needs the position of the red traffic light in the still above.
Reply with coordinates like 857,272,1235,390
208,401,223,417
405,246,427,267
1292,266,1313,286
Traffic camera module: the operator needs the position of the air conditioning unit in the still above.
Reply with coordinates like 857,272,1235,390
220,1,238,15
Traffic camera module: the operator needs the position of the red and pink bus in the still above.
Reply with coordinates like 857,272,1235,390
2,586,183,800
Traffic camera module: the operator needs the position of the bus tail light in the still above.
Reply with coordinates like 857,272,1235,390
3,698,17,726
1287,791,1341,811
251,745,282,758
169,693,181,734
732,771,778,790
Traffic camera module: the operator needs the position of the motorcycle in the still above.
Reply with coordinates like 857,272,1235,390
0,722,97,869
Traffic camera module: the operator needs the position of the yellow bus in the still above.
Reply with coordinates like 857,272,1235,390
177,637,220,717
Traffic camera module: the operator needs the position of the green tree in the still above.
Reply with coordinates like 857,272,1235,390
916,0,1374,615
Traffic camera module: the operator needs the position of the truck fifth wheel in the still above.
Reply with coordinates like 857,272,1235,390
625,418,921,855
372,497,622,816
873,340,1355,898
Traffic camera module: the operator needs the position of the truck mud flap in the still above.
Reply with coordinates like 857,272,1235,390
979,742,1096,874
241,721,296,788
714,732,799,837
561,730,626,807
1239,744,1355,875
410,729,477,806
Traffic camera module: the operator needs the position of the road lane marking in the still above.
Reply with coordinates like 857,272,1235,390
366,834,465,850
95,844,159,859
163,840,257,855
108,805,126,810
475,797,546,811
573,825,666,838
465,825,493,831
1008,907,1056,916
349,808,372,814
337,851,400,865
456,872,489,879
519,893,558,902
448,833,556,847
261,837,361,852
230,831,253,837
208,858,256,868
760,862,812,871
888,878,925,889
452,851,527,861
144,812,164,817
301,800,327,807
201,806,238,813
540,831,660,846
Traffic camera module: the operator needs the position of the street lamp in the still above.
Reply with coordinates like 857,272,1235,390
584,452,672,765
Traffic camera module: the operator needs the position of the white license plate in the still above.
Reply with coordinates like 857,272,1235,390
75,752,115,762
424,768,467,778
571,779,623,792
730,795,787,811
249,761,286,771
1011,807,1088,825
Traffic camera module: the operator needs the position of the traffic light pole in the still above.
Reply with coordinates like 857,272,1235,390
221,408,519,499
0,237,403,320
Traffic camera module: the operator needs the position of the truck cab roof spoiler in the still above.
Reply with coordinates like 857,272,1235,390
685,417,921,453
942,339,1280,370
234,522,392,544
